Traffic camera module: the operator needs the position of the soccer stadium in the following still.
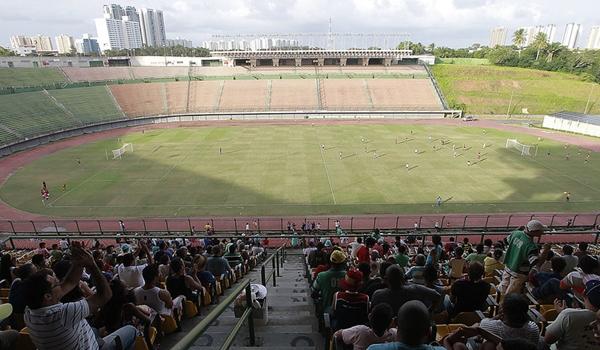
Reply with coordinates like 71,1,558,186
1,7,600,350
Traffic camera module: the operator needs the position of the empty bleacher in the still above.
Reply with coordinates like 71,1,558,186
109,83,166,117
270,79,318,111
187,81,222,113
62,67,133,82
48,86,124,124
130,67,190,79
368,79,443,110
321,79,372,110
0,68,68,88
218,80,268,112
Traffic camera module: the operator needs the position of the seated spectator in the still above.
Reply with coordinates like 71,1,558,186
193,254,216,289
0,253,15,284
531,256,567,302
372,265,441,316
574,242,589,259
356,238,376,265
466,244,487,265
8,263,36,329
308,242,329,268
560,255,600,298
544,279,600,350
461,238,472,254
539,250,557,273
303,241,317,257
31,253,46,270
167,258,204,304
367,300,445,350
333,268,369,330
483,249,504,277
117,241,153,289
483,239,494,255
49,244,63,262
562,245,579,273
362,262,393,298
448,247,467,281
334,303,396,350
447,262,490,317
444,237,458,255
477,293,541,347
394,244,409,269
95,279,152,347
405,254,427,285
312,250,347,313
158,254,171,282
134,264,183,325
34,242,50,259
206,245,235,281
223,244,243,268
22,243,137,350
423,264,446,313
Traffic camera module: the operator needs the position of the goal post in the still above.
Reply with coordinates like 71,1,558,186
506,139,537,156
112,143,133,159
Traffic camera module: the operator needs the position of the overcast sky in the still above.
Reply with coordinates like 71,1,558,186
1,0,598,49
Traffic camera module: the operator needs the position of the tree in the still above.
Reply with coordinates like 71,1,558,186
0,46,14,56
532,32,548,61
545,42,562,63
513,29,526,57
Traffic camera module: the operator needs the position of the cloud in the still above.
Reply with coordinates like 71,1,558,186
0,0,598,48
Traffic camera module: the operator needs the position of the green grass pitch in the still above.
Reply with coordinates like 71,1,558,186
1,124,599,218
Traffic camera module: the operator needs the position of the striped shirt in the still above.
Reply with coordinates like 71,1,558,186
25,299,98,350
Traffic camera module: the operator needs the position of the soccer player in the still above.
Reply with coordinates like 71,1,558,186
414,149,418,154
453,151,457,158
76,158,81,165
118,220,126,233
361,137,365,143
321,144,325,150
565,192,571,202
452,144,456,151
219,147,222,155
373,152,378,159
565,153,570,160
436,196,442,207
339,152,343,159
405,163,409,170
477,152,481,160
62,184,67,192
467,160,471,166
482,143,486,149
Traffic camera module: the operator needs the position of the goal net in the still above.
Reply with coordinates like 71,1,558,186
506,139,537,156
112,143,133,159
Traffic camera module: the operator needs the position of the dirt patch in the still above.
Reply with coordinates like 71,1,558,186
1,118,600,221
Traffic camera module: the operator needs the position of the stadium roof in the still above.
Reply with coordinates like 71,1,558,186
550,111,600,126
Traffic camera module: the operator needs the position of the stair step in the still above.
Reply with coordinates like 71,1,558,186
214,315,316,326
190,331,323,348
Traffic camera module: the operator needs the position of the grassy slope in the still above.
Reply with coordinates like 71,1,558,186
432,64,600,115
437,58,490,65
0,68,67,87
1,125,600,218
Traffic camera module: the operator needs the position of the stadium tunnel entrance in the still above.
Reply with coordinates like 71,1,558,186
368,58,384,65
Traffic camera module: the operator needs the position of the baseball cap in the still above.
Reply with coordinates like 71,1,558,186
0,304,13,322
330,250,347,264
324,240,332,248
526,220,547,233
584,279,600,308
339,268,363,291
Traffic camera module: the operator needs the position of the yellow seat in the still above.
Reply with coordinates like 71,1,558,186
161,315,178,334
17,327,36,350
134,326,157,350
542,308,558,322
202,288,212,306
184,300,198,318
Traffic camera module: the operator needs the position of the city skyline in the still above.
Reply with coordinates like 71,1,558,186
2,0,600,51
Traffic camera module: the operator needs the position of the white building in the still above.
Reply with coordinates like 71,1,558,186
165,38,193,48
55,34,75,54
543,24,557,43
139,8,166,47
489,27,507,47
31,35,54,52
95,15,142,51
562,23,582,49
587,26,600,49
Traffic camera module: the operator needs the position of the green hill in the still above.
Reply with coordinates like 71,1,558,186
432,64,600,115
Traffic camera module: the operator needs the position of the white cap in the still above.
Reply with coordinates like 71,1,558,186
526,219,547,232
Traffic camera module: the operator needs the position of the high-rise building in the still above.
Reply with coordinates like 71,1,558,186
31,35,54,51
165,38,193,48
95,15,142,51
75,34,101,55
10,35,32,50
562,23,582,49
55,34,75,54
138,8,166,47
587,26,600,49
543,24,557,43
489,27,507,47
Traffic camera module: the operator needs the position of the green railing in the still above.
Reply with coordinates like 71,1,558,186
170,279,256,350
261,245,286,287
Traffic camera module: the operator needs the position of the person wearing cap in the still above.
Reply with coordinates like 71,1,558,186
500,219,550,294
544,279,600,349
0,303,18,349
332,268,370,330
367,300,444,350
312,250,347,313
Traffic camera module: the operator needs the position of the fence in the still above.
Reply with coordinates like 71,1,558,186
1,213,598,236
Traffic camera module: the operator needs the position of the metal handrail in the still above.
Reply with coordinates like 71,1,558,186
170,279,255,350
261,245,286,287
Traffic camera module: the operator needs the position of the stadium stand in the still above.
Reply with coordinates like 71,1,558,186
164,81,190,114
129,67,190,79
270,79,319,111
368,79,443,110
62,67,133,82
321,79,372,110
187,81,222,113
218,80,268,112
0,68,67,88
0,91,80,144
110,83,165,117
47,86,124,124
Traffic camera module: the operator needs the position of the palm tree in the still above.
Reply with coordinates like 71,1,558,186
545,42,562,62
533,32,548,61
513,29,526,57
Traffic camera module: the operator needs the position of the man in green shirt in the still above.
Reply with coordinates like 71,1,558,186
465,244,487,265
500,219,549,294
312,250,347,313
394,245,410,268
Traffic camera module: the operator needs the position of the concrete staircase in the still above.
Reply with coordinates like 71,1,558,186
163,251,323,350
